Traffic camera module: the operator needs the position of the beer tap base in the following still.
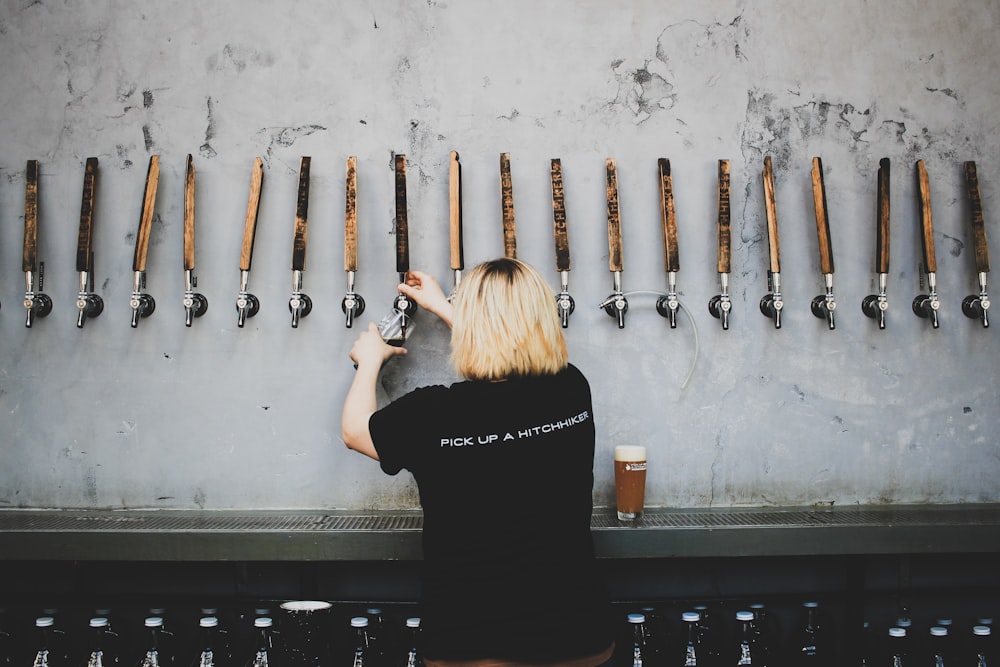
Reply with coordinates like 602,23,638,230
77,294,104,328
759,294,782,329
31,294,53,319
342,293,366,328
912,295,940,329
236,294,260,328
811,295,836,330
289,293,312,328
708,295,730,330
556,293,575,329
655,296,678,329
189,294,208,318
130,294,155,328
962,295,990,328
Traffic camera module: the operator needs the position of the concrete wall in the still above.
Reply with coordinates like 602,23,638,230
0,1,997,510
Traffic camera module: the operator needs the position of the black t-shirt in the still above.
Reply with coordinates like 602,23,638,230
369,364,614,661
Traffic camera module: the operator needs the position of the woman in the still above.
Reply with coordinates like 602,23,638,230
342,258,614,667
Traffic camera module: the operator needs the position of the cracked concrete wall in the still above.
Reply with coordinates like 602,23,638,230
0,1,997,510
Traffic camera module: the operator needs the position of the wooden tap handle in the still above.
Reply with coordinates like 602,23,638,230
291,156,311,272
965,161,991,273
395,154,409,274
240,158,264,273
76,157,98,273
500,152,517,259
659,158,679,274
606,158,623,273
811,157,835,275
876,157,890,274
450,151,464,272
23,159,39,273
345,156,358,273
183,154,196,271
551,158,570,273
762,156,780,274
717,159,731,274
916,160,936,273
133,155,160,273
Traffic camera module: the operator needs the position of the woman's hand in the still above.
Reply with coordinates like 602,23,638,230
399,270,454,327
349,322,406,369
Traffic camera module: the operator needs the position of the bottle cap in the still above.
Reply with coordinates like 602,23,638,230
254,618,272,628
930,626,947,637
148,608,167,616
366,608,383,616
254,609,271,617
974,625,992,636
802,601,819,608
35,617,54,628
896,617,912,627
89,618,109,628
627,613,645,624
200,617,218,628
750,603,765,610
200,608,218,615
682,612,700,622
935,618,953,626
977,618,993,626
736,611,754,622
351,617,369,628
145,618,163,628
889,627,906,638
406,618,421,628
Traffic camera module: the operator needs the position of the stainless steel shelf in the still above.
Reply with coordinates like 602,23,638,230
1,504,997,561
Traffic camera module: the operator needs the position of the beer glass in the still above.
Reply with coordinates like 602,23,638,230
377,307,414,346
614,445,647,521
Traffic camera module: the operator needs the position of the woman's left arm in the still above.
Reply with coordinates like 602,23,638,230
342,322,406,460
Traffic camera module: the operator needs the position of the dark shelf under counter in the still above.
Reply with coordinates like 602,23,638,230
1,504,998,562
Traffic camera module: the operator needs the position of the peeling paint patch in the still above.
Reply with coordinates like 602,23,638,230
254,125,326,163
141,124,155,151
193,489,206,509
142,89,154,108
115,144,132,169
964,406,973,414
199,96,217,159
942,234,964,258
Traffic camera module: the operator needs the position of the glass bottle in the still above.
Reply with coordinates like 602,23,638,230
926,626,951,667
971,625,992,667
365,609,384,667
681,612,701,667
137,617,170,667
33,618,58,667
350,617,372,667
626,613,648,667
887,627,908,667
192,618,225,667
732,611,759,666
244,618,272,667
84,617,121,667
402,618,422,667
639,607,667,666
792,601,825,664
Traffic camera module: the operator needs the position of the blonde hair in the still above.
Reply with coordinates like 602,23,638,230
450,258,568,381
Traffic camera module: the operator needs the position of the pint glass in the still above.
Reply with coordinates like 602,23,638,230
614,445,647,521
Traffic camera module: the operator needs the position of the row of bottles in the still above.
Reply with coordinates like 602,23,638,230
2,601,994,667
0,605,425,667
621,602,994,666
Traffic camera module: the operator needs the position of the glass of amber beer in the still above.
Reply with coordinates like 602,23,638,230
614,445,647,521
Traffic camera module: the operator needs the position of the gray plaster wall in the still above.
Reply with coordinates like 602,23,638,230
0,1,997,511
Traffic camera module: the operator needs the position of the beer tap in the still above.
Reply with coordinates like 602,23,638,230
961,161,991,327
391,154,417,330
862,158,891,329
236,158,264,327
550,158,575,327
759,156,783,329
22,160,52,328
809,157,837,329
75,157,103,328
130,155,160,327
288,156,313,328
500,152,518,260
912,160,940,328
655,158,680,328
449,150,464,300
182,155,208,327
342,156,365,327
708,159,732,330
599,158,628,328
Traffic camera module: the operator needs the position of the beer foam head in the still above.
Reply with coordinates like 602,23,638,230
614,445,646,461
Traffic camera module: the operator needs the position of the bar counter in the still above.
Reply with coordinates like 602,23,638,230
1,504,997,562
